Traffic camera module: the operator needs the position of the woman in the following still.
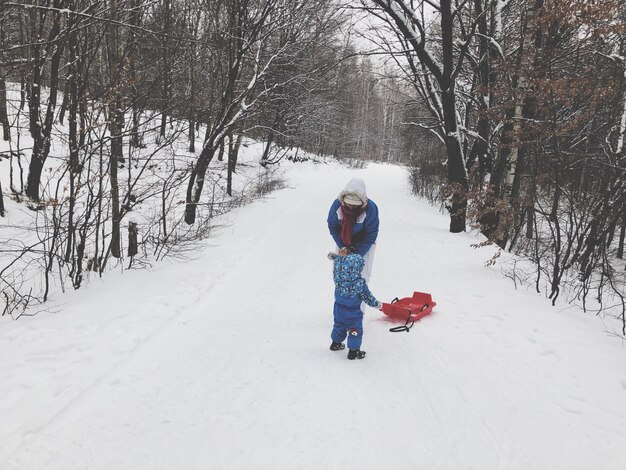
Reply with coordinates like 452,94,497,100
327,177,379,281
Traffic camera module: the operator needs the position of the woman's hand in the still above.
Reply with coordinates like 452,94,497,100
338,247,349,256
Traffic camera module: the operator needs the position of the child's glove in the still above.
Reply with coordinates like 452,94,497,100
327,252,338,260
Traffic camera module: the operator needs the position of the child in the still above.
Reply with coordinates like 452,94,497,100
328,252,382,360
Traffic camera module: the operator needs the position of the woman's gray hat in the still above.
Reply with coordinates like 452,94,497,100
339,177,368,206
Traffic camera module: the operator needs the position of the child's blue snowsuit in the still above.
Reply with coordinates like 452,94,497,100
331,254,380,350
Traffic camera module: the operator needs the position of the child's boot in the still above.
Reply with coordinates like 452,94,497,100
347,349,366,360
330,341,345,351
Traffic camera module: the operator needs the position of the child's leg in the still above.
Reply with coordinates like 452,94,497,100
331,324,347,344
331,302,347,344
346,314,364,350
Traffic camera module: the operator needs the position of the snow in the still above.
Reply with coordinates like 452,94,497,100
1,161,626,469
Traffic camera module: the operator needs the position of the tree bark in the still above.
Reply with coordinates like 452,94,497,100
188,11,200,153
217,139,225,162
108,0,123,258
227,133,243,196
262,112,281,162
185,141,216,224
0,179,5,217
441,0,468,233
505,0,543,191
128,222,138,257
65,2,81,264
466,0,493,183
129,0,143,148
159,0,170,139
0,63,10,141
0,0,10,141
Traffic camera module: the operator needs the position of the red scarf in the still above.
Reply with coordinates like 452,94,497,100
340,204,364,247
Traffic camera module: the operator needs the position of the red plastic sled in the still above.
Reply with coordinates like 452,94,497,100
381,292,436,330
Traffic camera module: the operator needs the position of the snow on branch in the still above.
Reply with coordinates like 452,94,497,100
372,0,444,81
474,32,505,60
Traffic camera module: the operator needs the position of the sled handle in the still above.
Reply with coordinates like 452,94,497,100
389,307,415,333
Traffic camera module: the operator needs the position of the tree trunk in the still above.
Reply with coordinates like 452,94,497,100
615,10,626,157
261,129,275,162
227,133,243,196
189,116,196,153
505,0,543,190
65,4,81,264
128,222,138,257
159,0,170,139
262,112,282,162
227,134,234,196
129,0,143,148
18,13,26,111
58,81,69,125
441,0,468,233
0,0,9,140
617,205,625,260
467,0,494,184
185,141,217,224
188,13,199,153
25,0,65,201
525,152,536,240
217,139,225,161
0,63,10,141
0,179,5,217
108,0,123,258
109,107,123,260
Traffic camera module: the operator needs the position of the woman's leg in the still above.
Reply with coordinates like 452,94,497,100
361,244,376,282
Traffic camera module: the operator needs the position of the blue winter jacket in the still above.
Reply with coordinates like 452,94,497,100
327,199,379,256
333,254,380,309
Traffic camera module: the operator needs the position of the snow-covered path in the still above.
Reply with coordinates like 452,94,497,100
2,162,626,470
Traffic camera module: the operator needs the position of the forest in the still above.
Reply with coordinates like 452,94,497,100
0,0,625,331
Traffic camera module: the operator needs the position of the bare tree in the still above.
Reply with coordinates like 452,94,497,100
24,0,66,201
363,0,482,232
184,0,336,224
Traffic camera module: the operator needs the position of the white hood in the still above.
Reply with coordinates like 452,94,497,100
338,177,368,206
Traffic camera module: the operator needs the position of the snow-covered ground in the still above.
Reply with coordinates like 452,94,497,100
2,161,626,470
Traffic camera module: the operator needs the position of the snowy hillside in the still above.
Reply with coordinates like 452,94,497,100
2,161,626,470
